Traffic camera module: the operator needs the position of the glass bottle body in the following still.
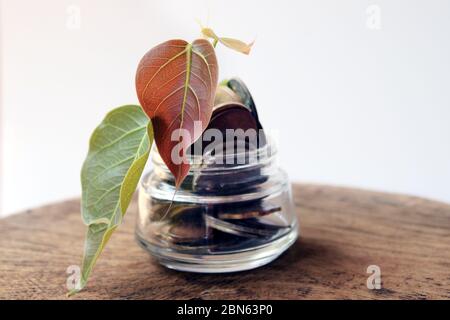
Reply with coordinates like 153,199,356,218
136,141,298,272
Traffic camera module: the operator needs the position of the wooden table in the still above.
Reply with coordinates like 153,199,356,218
0,184,449,300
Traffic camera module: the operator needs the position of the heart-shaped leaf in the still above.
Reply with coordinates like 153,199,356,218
136,39,218,187
69,105,153,296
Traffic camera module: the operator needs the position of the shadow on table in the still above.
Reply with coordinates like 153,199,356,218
97,236,342,299
158,236,338,284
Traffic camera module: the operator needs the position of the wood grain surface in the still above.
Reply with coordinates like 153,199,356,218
0,184,449,300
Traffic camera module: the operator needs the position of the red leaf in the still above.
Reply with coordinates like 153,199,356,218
136,39,219,186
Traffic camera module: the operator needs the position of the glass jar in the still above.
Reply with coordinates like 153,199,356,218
136,139,298,273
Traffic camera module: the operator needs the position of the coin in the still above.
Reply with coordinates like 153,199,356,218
190,102,259,155
227,77,263,130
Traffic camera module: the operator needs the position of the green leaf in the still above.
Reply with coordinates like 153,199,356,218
68,105,153,296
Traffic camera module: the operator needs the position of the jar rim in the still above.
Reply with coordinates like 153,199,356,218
151,136,277,173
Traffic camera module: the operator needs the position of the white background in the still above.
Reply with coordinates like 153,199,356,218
1,0,450,217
